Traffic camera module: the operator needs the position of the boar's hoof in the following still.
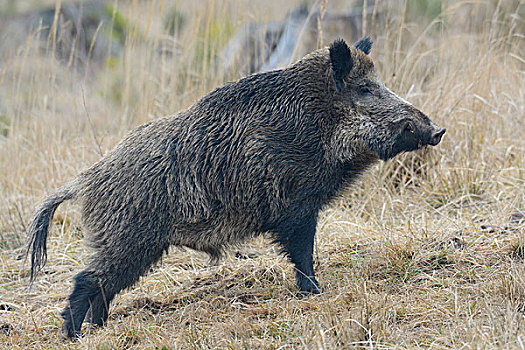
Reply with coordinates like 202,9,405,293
61,324,82,340
298,276,322,295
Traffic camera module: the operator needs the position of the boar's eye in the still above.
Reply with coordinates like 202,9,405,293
359,86,372,95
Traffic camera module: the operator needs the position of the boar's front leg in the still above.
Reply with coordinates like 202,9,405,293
276,216,321,294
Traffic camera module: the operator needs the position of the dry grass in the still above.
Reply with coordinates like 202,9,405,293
0,0,524,348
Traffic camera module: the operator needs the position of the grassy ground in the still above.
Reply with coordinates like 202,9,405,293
0,0,524,348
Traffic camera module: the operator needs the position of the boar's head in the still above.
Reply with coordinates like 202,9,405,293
329,37,445,161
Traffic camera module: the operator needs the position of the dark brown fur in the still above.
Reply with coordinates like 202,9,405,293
26,37,445,338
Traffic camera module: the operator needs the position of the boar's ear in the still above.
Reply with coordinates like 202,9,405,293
354,36,373,55
329,39,353,93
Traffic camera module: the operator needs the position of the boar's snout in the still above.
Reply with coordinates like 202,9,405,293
428,127,446,146
387,114,446,160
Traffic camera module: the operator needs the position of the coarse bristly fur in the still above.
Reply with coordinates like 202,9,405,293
26,37,445,339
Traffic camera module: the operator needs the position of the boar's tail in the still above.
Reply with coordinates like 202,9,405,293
26,183,78,284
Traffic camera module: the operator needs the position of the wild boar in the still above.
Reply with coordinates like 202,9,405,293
27,37,445,338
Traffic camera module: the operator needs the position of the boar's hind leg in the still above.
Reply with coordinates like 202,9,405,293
276,217,321,294
61,270,102,339
61,267,119,338
62,236,168,338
